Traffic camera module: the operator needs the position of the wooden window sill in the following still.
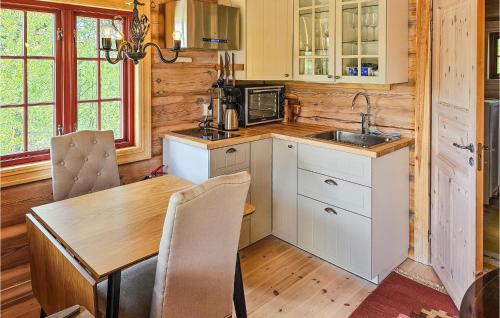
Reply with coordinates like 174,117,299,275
0,144,151,188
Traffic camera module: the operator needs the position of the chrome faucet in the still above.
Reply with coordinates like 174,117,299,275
351,92,372,134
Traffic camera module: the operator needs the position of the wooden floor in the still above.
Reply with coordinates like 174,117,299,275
239,236,376,317
2,236,441,318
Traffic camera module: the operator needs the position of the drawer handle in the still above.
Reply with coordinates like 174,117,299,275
226,147,237,154
324,179,338,186
324,207,338,215
288,144,294,149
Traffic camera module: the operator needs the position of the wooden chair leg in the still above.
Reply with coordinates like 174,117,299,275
40,308,47,318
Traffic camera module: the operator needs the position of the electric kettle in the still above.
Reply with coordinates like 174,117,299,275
224,102,239,131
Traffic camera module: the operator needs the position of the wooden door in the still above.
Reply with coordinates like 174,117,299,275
272,139,298,244
246,0,293,80
431,0,480,307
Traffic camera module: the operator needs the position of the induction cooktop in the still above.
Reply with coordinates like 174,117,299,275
172,128,240,141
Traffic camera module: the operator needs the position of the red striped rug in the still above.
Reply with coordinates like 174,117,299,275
349,272,459,318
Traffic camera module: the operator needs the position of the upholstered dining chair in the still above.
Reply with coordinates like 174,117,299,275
96,171,251,318
50,130,120,201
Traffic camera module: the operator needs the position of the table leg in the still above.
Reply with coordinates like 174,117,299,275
233,252,247,318
106,271,121,318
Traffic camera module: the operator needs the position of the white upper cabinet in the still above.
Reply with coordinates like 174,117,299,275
335,0,408,84
293,0,336,82
291,0,408,83
246,0,294,80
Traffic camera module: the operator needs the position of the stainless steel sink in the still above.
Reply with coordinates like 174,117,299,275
307,130,397,148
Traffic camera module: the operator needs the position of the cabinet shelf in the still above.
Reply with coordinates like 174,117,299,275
342,40,379,44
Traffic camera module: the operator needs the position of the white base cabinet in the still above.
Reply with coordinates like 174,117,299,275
296,143,409,282
163,138,273,249
164,135,410,283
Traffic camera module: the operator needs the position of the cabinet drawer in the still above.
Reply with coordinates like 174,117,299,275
298,169,371,218
210,143,250,177
298,143,372,186
298,195,372,280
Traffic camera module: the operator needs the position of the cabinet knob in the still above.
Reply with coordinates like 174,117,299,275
335,76,341,79
324,207,337,215
287,144,294,149
284,73,290,78
327,75,333,79
324,179,338,186
226,147,237,154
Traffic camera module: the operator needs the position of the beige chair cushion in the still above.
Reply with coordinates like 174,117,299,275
97,256,157,318
150,171,251,318
50,130,120,201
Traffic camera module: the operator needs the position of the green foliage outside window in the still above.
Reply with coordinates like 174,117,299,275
1,9,124,157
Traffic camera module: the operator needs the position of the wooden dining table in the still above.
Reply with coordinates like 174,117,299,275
27,175,254,318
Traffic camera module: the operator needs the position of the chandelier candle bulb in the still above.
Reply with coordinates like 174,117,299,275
173,31,182,50
101,25,113,50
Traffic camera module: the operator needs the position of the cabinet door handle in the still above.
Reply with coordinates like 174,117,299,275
324,179,338,186
327,74,333,79
288,144,294,149
284,73,290,78
324,207,337,215
226,147,237,154
335,76,341,79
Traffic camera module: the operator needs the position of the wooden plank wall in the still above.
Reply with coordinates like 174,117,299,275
1,0,417,310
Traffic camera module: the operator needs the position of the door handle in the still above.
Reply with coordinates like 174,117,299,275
324,207,337,215
324,179,338,186
452,142,474,153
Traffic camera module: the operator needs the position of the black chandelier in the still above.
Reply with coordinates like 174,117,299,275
100,0,181,65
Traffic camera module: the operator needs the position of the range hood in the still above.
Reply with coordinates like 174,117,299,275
157,0,240,50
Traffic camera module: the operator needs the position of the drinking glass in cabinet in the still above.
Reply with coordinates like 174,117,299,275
315,58,329,75
299,58,314,75
361,2,379,55
299,9,313,56
314,7,329,56
342,4,358,56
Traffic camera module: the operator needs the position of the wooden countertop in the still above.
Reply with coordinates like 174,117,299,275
163,122,414,158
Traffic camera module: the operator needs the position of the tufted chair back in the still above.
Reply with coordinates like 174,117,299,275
50,130,121,201
150,171,251,318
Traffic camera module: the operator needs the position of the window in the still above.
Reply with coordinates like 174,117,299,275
0,1,134,167
489,32,500,80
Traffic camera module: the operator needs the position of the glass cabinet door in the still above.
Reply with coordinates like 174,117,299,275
294,0,334,81
336,0,385,83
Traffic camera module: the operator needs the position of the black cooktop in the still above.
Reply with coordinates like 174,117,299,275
172,128,240,141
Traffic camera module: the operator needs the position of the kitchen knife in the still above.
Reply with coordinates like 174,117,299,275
225,52,230,83
218,54,225,87
232,52,236,87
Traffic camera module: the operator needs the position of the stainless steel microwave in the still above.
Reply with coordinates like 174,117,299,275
236,85,285,127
